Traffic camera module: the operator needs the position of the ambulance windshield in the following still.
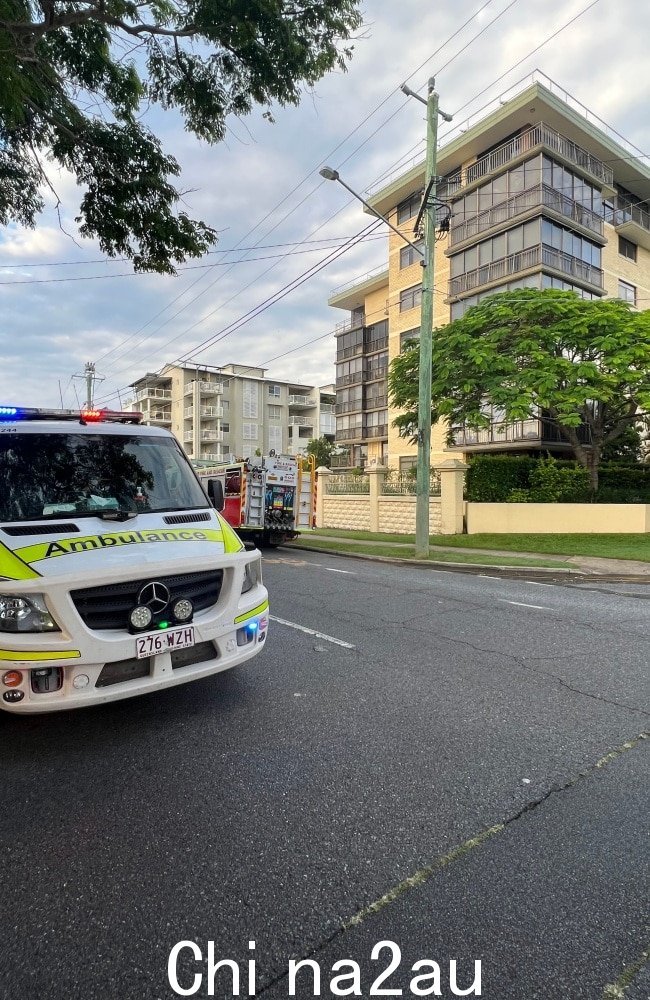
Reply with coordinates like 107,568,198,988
0,433,209,522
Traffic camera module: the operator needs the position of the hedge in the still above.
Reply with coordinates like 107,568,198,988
465,455,650,503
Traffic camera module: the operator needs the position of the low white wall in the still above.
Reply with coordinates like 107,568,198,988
466,502,650,534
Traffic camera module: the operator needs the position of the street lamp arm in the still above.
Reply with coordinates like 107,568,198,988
319,166,424,256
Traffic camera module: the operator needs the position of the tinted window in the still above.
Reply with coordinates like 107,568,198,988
0,433,208,522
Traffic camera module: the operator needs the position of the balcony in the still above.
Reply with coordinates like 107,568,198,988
320,403,335,414
147,410,172,424
336,372,363,388
451,417,576,451
335,400,363,414
449,183,604,248
610,199,650,252
200,430,224,443
462,123,614,191
448,244,604,299
364,335,389,354
288,415,314,427
363,425,388,439
288,394,316,407
184,406,224,419
336,342,364,361
336,427,364,441
133,387,171,402
364,365,388,381
183,380,224,397
365,395,388,409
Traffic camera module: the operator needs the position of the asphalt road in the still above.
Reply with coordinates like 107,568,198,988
1,551,648,1000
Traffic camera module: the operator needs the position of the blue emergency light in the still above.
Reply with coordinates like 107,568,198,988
0,406,143,424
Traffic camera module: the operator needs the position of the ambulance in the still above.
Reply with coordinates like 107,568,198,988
0,406,269,714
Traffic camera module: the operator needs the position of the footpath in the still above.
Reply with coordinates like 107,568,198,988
284,532,650,581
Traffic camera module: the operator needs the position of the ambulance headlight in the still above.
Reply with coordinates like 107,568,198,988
0,594,60,633
241,559,261,594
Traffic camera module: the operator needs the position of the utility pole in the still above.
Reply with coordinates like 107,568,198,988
72,361,104,410
401,78,452,558
84,361,96,409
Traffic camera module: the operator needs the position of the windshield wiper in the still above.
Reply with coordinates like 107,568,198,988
94,508,138,521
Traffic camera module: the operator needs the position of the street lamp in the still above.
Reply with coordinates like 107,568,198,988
320,77,451,557
319,167,424,255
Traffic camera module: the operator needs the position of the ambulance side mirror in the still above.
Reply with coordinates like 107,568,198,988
206,479,224,512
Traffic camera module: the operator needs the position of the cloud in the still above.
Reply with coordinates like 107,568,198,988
1,0,648,410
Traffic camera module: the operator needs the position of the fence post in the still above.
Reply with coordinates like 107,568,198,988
366,464,387,533
435,459,467,534
315,467,331,528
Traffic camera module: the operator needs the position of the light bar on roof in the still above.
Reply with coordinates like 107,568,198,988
0,406,143,424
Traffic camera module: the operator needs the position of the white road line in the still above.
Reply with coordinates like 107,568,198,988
326,568,354,575
499,600,550,610
269,615,356,649
479,575,500,580
526,581,556,587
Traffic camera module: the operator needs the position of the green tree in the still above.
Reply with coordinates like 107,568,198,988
389,288,650,491
306,435,334,467
0,0,362,272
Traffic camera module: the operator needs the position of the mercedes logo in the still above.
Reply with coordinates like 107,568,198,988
137,581,171,614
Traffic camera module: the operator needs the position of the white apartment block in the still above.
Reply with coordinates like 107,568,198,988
125,363,335,464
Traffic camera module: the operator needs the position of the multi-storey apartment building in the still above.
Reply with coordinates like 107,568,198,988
328,73,650,470
126,363,335,464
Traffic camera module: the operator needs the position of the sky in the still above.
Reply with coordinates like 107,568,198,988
1,0,649,409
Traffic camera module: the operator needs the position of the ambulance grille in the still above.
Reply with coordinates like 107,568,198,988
163,512,212,525
70,570,223,630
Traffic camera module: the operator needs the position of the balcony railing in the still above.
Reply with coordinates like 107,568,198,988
134,387,171,402
364,365,388,381
363,425,388,438
365,395,388,409
335,400,363,414
319,403,335,414
288,415,314,427
336,427,364,441
336,372,363,388
448,243,604,298
451,417,580,449
184,406,223,419
464,123,613,189
450,183,604,246
184,380,224,396
364,335,389,353
199,430,224,442
337,343,364,361
609,199,650,234
147,410,172,423
329,263,388,300
288,394,316,407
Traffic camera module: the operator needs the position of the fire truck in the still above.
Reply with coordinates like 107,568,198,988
195,453,316,548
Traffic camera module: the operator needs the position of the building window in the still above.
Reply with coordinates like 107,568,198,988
618,280,636,305
399,285,422,312
243,381,259,419
221,422,230,433
618,236,637,262
243,423,258,439
268,425,282,453
268,405,281,419
400,327,420,351
399,240,424,269
397,190,423,225
268,385,281,398
399,456,417,474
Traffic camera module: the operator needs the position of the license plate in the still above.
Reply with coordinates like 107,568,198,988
135,626,195,659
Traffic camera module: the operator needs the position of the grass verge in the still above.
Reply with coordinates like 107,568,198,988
288,537,570,569
298,529,650,562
